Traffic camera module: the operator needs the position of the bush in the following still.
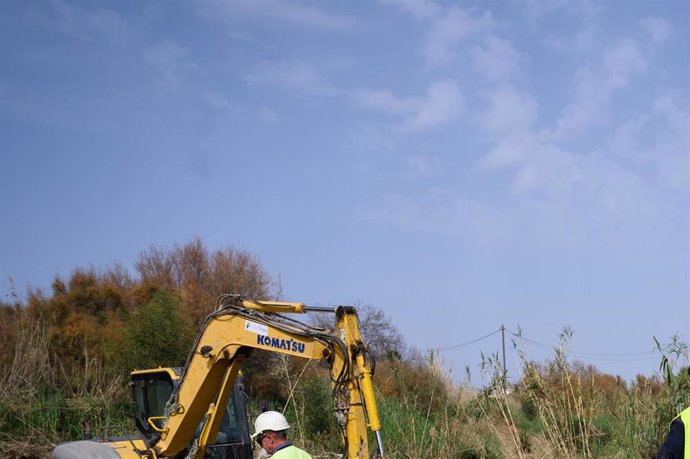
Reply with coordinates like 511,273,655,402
520,396,538,421
118,289,195,371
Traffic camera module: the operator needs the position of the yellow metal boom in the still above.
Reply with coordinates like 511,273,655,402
147,294,384,458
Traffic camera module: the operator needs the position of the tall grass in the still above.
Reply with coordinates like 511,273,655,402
280,352,503,458
476,329,689,459
516,328,597,458
479,352,526,458
0,323,131,458
1,318,687,459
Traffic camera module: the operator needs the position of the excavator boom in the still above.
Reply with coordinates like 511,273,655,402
53,295,384,459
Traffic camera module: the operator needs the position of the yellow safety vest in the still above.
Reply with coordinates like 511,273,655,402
680,407,690,459
271,444,312,459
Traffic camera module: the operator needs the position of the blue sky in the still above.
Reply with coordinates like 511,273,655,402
1,0,688,383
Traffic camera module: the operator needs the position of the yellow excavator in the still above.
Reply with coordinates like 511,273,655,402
52,294,385,458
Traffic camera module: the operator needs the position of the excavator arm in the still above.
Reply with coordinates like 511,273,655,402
148,295,384,459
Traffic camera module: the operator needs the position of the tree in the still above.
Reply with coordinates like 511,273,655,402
311,302,405,360
24,268,130,372
135,238,276,326
121,290,195,371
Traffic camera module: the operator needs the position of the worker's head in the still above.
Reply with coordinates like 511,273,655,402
253,411,290,453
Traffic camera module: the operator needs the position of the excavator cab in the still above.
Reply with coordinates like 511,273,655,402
130,368,253,459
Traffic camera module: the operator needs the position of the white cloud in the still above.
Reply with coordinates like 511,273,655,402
476,83,665,206
478,84,537,138
384,2,518,84
203,91,238,111
143,40,196,89
49,0,129,45
246,61,462,134
477,85,581,195
513,142,583,194
424,7,494,66
469,35,521,82
526,1,602,56
362,149,669,252
479,137,532,170
358,2,682,255
196,0,354,30
597,93,688,192
400,79,463,132
350,89,419,115
360,192,593,248
652,91,687,134
580,156,666,224
650,92,690,190
362,76,685,253
351,80,463,133
602,39,648,87
547,39,647,140
640,17,672,45
602,115,649,162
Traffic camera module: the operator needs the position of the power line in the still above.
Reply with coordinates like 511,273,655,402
506,330,658,362
419,327,662,364
569,354,658,362
508,330,656,356
427,328,501,352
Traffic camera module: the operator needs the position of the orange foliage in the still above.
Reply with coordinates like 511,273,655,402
373,356,450,412
135,238,275,326
5,239,278,393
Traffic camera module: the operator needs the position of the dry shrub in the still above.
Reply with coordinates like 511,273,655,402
0,431,54,459
0,316,130,452
375,352,451,414
135,238,276,326
0,322,59,457
0,321,54,401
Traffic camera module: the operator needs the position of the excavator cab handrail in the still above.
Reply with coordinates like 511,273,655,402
146,417,167,433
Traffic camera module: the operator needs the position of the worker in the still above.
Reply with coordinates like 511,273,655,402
253,411,312,459
656,406,689,458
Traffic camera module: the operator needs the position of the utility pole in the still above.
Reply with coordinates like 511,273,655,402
500,324,506,379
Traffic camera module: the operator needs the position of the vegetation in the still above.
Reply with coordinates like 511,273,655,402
0,239,687,458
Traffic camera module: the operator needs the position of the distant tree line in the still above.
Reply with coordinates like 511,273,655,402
1,238,274,381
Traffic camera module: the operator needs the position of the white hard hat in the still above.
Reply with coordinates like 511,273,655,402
252,411,290,438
